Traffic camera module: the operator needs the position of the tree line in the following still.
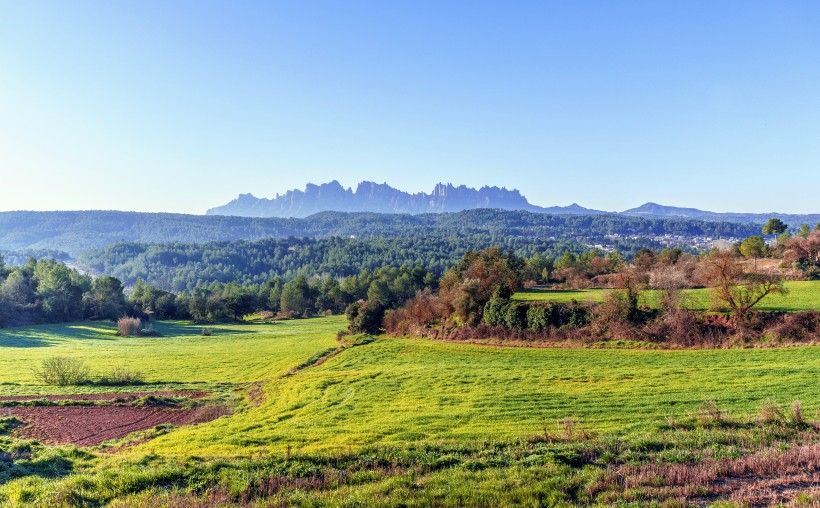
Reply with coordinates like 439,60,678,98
0,257,127,327
0,253,440,328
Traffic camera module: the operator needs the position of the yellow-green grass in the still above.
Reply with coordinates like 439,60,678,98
0,318,342,396
514,280,820,312
4,317,820,462
142,333,820,458
5,318,820,506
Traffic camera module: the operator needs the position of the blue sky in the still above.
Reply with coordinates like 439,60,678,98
1,1,818,214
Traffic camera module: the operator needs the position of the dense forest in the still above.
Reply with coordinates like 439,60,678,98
0,209,763,255
78,235,587,291
55,209,766,292
0,256,128,327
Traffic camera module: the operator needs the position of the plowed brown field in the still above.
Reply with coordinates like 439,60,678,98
4,391,227,446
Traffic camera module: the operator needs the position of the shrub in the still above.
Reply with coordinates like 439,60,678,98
645,308,716,347
117,317,143,337
503,301,527,331
386,289,449,335
790,400,805,426
525,304,551,332
563,303,591,330
756,399,785,425
482,297,508,328
97,367,144,386
346,300,384,334
35,357,90,386
766,311,820,342
201,327,213,336
697,399,728,427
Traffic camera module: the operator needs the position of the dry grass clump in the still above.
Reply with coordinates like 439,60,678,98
791,400,805,426
697,399,729,427
117,317,143,337
756,398,785,425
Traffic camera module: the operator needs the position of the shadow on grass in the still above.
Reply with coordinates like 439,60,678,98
149,321,255,338
0,335,53,348
0,322,118,348
0,452,77,483
0,321,255,348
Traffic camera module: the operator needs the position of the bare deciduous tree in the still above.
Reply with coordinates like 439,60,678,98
698,250,786,325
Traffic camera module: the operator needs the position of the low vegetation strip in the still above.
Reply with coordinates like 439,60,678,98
286,347,342,376
0,390,207,403
594,441,820,505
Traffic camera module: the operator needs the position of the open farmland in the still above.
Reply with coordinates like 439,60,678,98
4,318,820,505
0,318,341,396
145,332,820,456
514,280,820,312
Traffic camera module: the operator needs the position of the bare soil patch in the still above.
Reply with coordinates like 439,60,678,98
246,382,266,407
8,402,228,446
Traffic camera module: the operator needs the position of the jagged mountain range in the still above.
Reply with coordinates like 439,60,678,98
206,181,603,218
207,181,820,225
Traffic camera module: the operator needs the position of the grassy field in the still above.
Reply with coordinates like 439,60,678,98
2,318,820,453
4,317,820,505
513,280,820,312
148,334,820,457
0,318,341,396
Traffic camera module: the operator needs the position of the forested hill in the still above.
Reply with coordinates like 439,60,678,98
0,209,763,257
78,236,585,291
75,211,765,291
0,211,302,255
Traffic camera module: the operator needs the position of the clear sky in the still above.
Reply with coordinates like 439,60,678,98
1,1,819,214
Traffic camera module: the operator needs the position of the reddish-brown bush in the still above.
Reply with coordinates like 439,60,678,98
385,289,449,335
117,317,143,337
766,311,820,342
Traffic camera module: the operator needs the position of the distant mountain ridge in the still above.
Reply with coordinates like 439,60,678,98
622,202,820,226
207,181,820,225
206,180,604,218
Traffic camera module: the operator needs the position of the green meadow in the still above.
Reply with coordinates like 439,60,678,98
513,280,820,312
2,317,820,455
0,319,340,396
4,317,820,505
150,333,820,457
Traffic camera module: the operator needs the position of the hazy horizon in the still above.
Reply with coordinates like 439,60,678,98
2,1,819,214
1,177,818,217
